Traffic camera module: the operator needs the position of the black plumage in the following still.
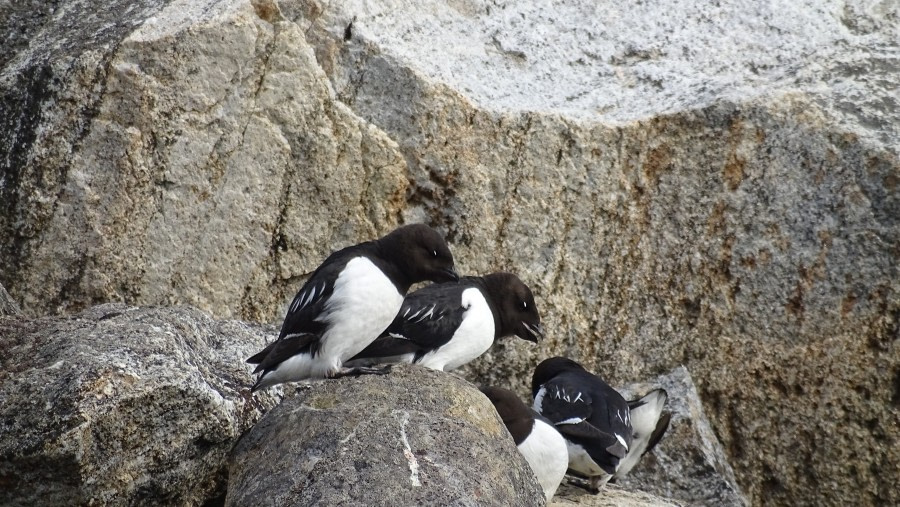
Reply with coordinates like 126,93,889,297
247,224,457,391
532,357,633,492
350,272,542,371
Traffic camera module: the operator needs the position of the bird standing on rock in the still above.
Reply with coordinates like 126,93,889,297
348,272,543,372
481,386,568,502
531,357,633,493
247,224,458,391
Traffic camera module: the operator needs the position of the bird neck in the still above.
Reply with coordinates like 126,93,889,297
477,275,505,338
372,240,414,294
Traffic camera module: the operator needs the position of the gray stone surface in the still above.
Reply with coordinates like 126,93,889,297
616,367,747,506
1,1,898,506
0,283,19,316
0,0,407,320
0,303,278,506
551,483,681,507
226,364,544,506
300,2,900,505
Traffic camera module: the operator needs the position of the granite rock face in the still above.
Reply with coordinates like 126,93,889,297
0,0,407,320
300,2,900,505
616,367,747,506
2,1,898,506
0,304,278,506
226,365,544,506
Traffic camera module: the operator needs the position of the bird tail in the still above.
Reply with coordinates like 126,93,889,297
614,388,671,479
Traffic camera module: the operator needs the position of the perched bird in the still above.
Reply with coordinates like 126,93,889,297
481,386,568,502
247,224,458,391
531,357,632,493
613,389,670,480
348,272,543,372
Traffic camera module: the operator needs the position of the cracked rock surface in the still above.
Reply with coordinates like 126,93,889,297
0,303,279,506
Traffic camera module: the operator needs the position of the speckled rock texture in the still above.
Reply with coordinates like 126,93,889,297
616,367,747,506
1,1,898,506
226,364,544,506
0,304,278,506
301,2,900,505
0,0,407,319
551,483,682,507
0,283,19,316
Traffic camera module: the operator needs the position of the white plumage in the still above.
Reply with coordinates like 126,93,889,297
518,418,569,501
253,257,403,389
416,287,494,371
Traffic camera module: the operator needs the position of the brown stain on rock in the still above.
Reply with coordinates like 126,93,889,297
841,293,857,316
723,154,746,191
643,144,672,188
707,200,727,235
723,119,746,191
251,0,282,22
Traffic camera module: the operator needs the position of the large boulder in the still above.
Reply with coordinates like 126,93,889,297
2,1,898,505
0,303,277,506
226,364,544,506
616,367,747,506
300,2,899,505
0,0,407,320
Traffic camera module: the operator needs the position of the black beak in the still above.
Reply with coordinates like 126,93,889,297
521,322,543,343
437,266,460,283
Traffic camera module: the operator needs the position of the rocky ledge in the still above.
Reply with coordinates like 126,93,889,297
1,303,736,505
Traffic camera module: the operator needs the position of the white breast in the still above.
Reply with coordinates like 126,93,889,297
313,256,404,377
416,287,495,371
518,419,569,501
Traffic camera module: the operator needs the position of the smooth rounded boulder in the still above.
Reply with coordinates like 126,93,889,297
227,365,544,506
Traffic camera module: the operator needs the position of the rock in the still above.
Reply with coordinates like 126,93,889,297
226,364,544,506
0,303,278,506
0,0,407,320
301,2,900,505
0,283,20,316
2,1,898,505
616,367,747,506
551,483,681,507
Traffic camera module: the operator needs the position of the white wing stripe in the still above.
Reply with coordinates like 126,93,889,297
615,433,629,451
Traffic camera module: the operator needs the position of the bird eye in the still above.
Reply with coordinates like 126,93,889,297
432,250,438,258
522,301,528,309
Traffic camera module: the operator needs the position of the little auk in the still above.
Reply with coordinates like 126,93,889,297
482,386,568,502
531,357,632,493
247,224,458,391
348,272,543,371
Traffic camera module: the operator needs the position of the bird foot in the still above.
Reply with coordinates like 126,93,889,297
566,477,601,495
330,365,393,379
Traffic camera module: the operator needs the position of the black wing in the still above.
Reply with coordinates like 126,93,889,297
247,244,370,365
251,333,318,374
353,281,470,362
536,376,594,425
539,373,630,473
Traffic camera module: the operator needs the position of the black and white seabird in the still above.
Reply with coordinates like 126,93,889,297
247,224,458,391
613,389,670,480
481,386,568,502
531,357,632,493
348,272,543,372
